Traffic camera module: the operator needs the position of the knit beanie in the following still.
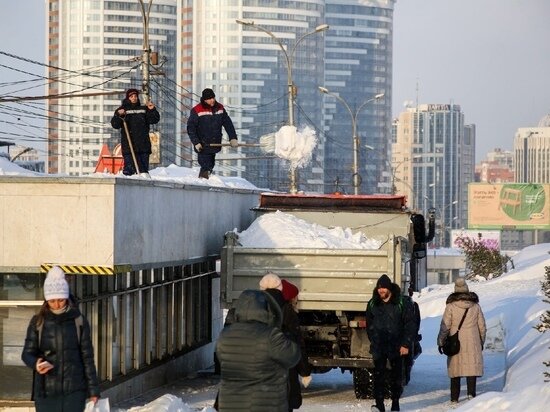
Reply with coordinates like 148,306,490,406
259,273,283,291
126,88,139,99
281,279,299,301
376,274,392,290
454,277,469,293
44,266,69,301
201,88,215,100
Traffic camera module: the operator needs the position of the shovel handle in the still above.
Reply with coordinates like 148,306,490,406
208,143,261,147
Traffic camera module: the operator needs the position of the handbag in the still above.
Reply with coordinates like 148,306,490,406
442,308,469,356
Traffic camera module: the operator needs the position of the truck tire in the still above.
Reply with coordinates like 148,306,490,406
353,368,374,399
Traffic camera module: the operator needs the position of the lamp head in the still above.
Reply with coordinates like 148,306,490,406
375,93,385,99
318,86,329,94
315,24,329,32
236,19,254,26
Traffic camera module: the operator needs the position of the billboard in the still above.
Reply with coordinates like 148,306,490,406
468,183,550,230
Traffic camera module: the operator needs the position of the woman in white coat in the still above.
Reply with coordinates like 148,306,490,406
437,277,486,404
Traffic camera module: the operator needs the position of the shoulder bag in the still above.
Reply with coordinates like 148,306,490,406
442,308,469,356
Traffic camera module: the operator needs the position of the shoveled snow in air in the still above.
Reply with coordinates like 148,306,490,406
269,125,318,169
235,210,384,249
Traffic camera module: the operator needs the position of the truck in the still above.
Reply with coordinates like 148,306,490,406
220,192,435,398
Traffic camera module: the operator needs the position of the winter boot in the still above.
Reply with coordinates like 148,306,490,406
198,169,210,179
372,398,385,412
391,398,400,411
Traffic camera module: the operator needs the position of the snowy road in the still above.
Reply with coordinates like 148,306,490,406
113,351,505,411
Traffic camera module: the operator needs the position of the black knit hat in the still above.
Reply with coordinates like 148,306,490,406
126,88,139,99
201,88,215,100
376,274,392,289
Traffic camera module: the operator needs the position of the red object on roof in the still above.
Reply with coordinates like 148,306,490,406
94,144,124,174
258,192,407,211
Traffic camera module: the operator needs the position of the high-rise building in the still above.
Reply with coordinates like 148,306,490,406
184,0,394,193
46,0,178,175
321,0,394,194
514,124,550,183
393,104,475,247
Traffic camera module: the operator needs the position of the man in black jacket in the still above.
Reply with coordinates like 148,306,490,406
366,274,416,412
111,88,160,176
187,88,237,179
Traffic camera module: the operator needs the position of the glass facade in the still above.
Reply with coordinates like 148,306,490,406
322,0,395,194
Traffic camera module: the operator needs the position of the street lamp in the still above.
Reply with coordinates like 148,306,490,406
438,200,458,247
237,19,329,194
137,0,153,103
365,146,420,196
319,87,384,195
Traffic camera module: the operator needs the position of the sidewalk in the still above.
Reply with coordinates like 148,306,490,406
111,370,219,411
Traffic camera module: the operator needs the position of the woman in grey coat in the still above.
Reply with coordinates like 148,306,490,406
437,277,486,403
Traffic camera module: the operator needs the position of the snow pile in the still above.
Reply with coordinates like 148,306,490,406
272,125,317,169
126,394,193,412
0,155,40,175
0,156,260,190
236,210,383,249
147,164,259,190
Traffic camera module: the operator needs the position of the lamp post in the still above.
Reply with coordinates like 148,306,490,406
237,19,329,194
438,200,458,247
137,0,153,103
319,87,384,195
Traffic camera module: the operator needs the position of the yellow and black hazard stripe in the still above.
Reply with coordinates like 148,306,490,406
40,264,131,275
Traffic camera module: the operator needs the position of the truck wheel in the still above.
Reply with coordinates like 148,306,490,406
353,368,373,399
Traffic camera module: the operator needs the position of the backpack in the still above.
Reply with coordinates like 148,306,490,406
37,315,84,346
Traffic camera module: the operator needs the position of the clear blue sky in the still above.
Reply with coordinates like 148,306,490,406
2,0,550,159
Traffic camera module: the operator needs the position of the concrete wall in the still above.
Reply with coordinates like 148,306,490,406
0,176,261,272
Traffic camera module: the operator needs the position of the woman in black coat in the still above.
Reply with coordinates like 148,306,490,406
216,289,301,412
21,267,100,412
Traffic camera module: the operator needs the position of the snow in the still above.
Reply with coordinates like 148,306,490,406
235,211,383,249
0,156,259,190
112,241,550,411
272,125,318,169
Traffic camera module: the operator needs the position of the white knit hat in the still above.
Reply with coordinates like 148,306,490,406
44,266,69,300
259,272,283,291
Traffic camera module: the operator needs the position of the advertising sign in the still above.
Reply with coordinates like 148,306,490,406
468,183,550,230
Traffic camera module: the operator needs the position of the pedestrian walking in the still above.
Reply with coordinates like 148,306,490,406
187,88,238,179
437,277,486,403
366,274,416,412
215,289,301,412
278,279,312,411
21,266,100,412
111,88,160,176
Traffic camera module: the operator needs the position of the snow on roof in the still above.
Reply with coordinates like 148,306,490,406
235,210,383,249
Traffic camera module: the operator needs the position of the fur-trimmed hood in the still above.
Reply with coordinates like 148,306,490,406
446,291,479,305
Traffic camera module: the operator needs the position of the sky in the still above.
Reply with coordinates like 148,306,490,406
1,1,550,160
111,224,550,412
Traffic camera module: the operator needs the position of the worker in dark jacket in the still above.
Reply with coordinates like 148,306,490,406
21,266,100,412
187,88,237,179
216,289,301,412
366,274,416,412
111,88,160,176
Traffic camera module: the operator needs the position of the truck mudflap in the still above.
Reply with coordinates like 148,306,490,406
308,356,375,369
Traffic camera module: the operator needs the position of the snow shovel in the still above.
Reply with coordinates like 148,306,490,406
208,143,262,147
122,118,140,174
